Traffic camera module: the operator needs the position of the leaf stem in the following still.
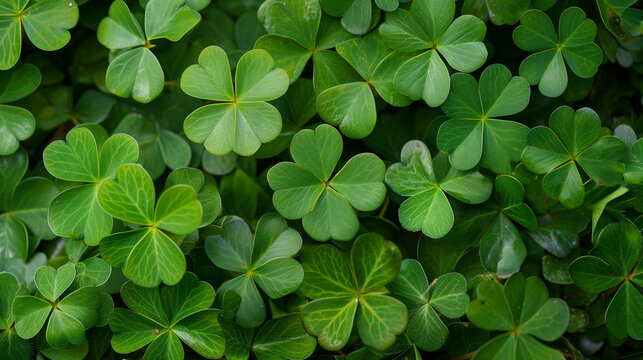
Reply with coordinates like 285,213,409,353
378,195,389,217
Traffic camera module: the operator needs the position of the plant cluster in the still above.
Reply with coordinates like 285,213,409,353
0,0,642,359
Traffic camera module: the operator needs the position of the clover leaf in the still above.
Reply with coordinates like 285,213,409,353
385,140,492,238
165,168,221,228
109,272,225,359
467,273,570,360
624,138,643,185
387,260,469,351
256,0,353,82
43,126,139,245
0,272,30,359
512,7,602,97
12,263,104,348
205,212,303,328
315,33,414,138
252,314,317,359
478,175,537,275
180,46,289,156
521,106,628,208
267,124,386,241
98,164,202,287
0,63,41,155
0,0,79,70
569,221,643,339
97,0,201,103
378,0,488,107
299,233,407,351
437,64,531,173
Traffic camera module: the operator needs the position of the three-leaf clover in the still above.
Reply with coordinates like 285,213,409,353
478,175,538,275
97,0,201,103
387,260,469,351
0,272,30,359
205,212,304,328
0,63,41,155
315,33,414,139
12,263,105,348
378,0,488,107
97,163,202,287
0,0,79,70
521,106,628,208
180,46,289,156
256,0,353,82
299,233,407,351
569,221,643,339
109,272,225,359
267,124,386,241
512,7,602,97
467,273,570,360
43,126,139,245
385,140,492,238
437,64,531,173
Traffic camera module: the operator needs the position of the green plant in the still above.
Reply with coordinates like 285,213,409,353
0,0,642,359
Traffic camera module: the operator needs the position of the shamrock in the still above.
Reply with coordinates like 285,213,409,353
462,0,556,26
0,0,79,70
378,0,488,107
180,46,289,156
12,263,108,348
512,7,602,97
387,260,469,351
256,0,353,82
109,272,225,359
43,126,139,245
521,106,628,208
267,124,386,241
0,149,59,262
467,273,570,360
0,63,40,155
97,0,201,103
0,272,30,359
205,212,304,328
114,114,192,179
315,33,414,139
569,221,643,339
97,164,202,287
385,140,493,238
299,233,407,351
437,64,531,173
478,175,538,275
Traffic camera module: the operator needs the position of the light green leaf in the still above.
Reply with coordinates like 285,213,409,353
252,314,316,360
34,263,75,302
356,293,408,351
154,185,201,234
98,163,154,226
97,0,145,50
351,233,402,292
301,296,358,350
316,82,376,139
21,0,79,51
144,0,201,41
299,245,355,299
12,295,52,339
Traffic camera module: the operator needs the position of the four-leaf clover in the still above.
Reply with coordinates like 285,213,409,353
181,46,289,156
267,124,386,241
109,272,225,359
570,221,643,339
378,0,488,107
299,233,407,351
467,273,570,360
205,212,303,328
97,0,201,103
12,263,105,348
385,140,492,238
437,64,531,173
98,164,202,287
513,7,602,97
521,106,628,208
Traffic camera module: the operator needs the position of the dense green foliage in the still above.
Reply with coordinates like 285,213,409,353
0,0,642,359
